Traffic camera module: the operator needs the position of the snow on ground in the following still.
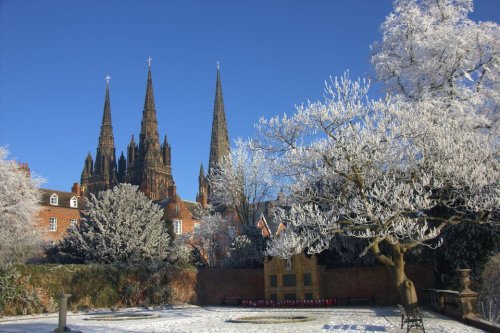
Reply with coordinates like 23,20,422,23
0,306,486,333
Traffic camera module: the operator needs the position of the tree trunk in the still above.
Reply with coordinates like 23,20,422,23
393,263,418,307
372,243,419,306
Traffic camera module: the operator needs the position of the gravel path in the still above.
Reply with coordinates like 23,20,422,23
0,306,487,333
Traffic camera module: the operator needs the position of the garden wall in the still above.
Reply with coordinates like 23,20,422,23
196,264,433,305
196,268,265,305
321,264,434,305
7,263,433,314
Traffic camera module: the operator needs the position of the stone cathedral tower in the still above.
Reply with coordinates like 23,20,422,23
125,63,175,200
81,78,117,195
197,63,230,207
82,61,176,201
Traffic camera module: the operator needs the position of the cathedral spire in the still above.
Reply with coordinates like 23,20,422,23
133,59,175,200
94,78,116,177
199,163,205,178
196,162,208,207
208,62,230,174
101,79,112,128
139,60,161,159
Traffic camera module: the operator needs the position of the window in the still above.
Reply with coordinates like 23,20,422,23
173,219,182,235
270,274,277,287
303,273,312,287
70,196,78,208
270,294,277,301
283,274,296,287
49,217,57,232
70,219,78,227
175,204,179,214
284,293,296,300
228,226,236,239
304,293,313,300
49,194,58,206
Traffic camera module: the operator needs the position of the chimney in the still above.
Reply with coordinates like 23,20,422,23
168,185,177,198
71,182,81,197
18,162,31,177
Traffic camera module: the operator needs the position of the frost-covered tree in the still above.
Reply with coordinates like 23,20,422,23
0,147,43,265
260,74,498,306
371,0,499,128
54,184,170,264
209,139,274,226
225,226,267,268
178,210,226,267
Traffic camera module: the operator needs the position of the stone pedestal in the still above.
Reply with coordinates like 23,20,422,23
457,269,479,318
53,293,82,333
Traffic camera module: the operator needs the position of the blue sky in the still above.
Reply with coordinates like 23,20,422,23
1,0,499,201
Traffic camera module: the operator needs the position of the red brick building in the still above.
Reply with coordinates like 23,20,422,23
160,195,202,235
36,183,83,245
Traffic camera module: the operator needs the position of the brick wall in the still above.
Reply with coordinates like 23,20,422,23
321,264,434,305
197,268,265,305
36,205,81,243
170,269,198,304
195,264,433,306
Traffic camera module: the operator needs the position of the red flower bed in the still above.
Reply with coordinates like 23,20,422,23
241,298,336,308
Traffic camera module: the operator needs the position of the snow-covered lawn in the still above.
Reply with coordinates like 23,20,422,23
0,306,486,333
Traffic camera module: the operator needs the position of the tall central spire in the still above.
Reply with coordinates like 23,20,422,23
208,62,230,174
138,62,161,159
99,82,113,145
130,58,176,200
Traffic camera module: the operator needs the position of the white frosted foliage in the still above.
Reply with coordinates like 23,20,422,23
58,183,170,263
0,147,44,265
209,139,274,225
260,74,498,260
371,0,499,130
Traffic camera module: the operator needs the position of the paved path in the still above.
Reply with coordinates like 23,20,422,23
0,306,487,333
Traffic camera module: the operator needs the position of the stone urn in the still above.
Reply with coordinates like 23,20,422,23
457,268,472,292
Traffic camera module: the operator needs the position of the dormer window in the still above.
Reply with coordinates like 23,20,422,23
70,196,78,208
49,194,59,206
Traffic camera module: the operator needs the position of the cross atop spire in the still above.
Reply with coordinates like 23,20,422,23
147,57,152,68
105,74,111,85
216,61,220,70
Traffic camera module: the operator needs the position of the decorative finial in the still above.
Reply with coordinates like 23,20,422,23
147,57,153,68
216,61,220,70
105,75,111,85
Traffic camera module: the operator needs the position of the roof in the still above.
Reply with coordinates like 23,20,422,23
155,198,208,220
40,188,84,209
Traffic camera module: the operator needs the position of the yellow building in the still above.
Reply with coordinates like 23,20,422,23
264,253,321,300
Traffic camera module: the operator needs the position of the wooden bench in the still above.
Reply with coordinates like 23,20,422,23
397,304,425,333
346,296,375,306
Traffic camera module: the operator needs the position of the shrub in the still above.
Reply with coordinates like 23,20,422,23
479,253,500,324
0,266,43,316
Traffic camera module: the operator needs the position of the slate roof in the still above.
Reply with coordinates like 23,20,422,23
40,189,84,209
155,198,208,220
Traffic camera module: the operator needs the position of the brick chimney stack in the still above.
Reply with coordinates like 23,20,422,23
18,162,31,177
71,182,81,197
